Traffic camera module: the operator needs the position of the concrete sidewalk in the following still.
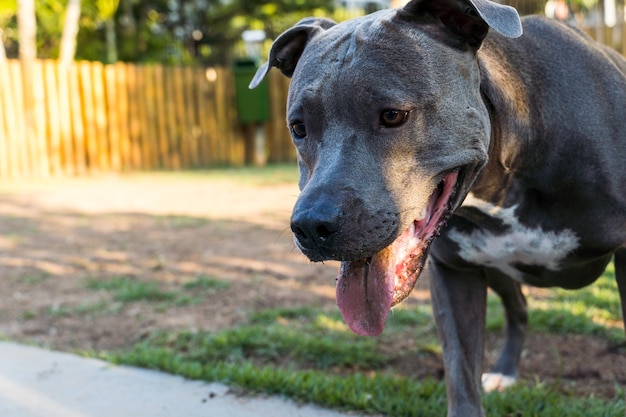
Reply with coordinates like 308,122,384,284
0,341,367,417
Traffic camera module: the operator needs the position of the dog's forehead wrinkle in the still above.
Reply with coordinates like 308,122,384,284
287,84,325,117
301,13,435,85
321,8,396,42
290,16,477,119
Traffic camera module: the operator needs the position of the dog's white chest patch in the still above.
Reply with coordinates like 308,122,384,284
448,194,579,281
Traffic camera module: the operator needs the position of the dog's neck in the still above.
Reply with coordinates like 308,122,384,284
471,36,535,205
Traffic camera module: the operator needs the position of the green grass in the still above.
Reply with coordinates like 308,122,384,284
155,215,210,228
99,262,625,417
81,275,231,312
108,344,626,417
529,269,622,341
107,302,624,416
21,311,37,320
86,276,177,302
487,271,623,342
18,272,50,285
46,301,122,318
182,275,229,291
35,275,231,322
106,308,444,415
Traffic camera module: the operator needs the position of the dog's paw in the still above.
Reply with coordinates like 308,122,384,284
481,372,516,392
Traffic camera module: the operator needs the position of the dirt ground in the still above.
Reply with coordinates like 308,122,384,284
0,173,624,400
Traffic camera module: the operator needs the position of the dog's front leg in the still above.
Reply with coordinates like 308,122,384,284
429,254,487,417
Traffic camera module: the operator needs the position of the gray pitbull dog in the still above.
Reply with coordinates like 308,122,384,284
250,0,626,415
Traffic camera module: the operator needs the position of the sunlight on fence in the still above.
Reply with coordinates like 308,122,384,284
0,60,294,179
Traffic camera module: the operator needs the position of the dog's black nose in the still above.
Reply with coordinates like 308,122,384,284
290,203,341,257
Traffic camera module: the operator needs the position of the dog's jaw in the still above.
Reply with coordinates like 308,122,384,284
336,170,459,336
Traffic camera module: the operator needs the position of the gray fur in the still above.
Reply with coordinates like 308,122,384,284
252,0,626,415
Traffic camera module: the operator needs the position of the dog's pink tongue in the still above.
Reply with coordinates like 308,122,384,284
336,248,394,336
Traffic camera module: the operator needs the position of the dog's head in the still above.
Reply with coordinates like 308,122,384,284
251,0,521,336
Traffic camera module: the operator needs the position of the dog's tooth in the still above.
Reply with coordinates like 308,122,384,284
418,206,427,220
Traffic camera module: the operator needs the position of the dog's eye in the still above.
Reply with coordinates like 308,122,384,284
380,109,409,128
290,121,307,139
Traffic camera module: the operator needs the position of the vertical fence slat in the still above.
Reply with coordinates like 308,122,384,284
153,65,170,169
214,67,231,165
105,62,120,171
57,64,74,175
142,65,159,169
204,67,220,166
176,66,189,169
193,68,207,166
177,67,189,165
16,60,34,177
225,69,244,166
1,60,18,178
79,61,98,173
0,97,6,179
44,60,62,175
187,67,202,167
164,66,182,170
68,63,86,175
9,61,29,177
32,60,50,177
268,70,292,163
138,64,154,169
115,62,131,170
126,63,142,170
91,62,109,172
0,64,8,179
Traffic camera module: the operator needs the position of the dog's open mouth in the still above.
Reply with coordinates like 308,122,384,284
336,170,459,336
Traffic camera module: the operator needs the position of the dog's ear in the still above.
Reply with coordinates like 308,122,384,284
249,18,336,89
403,0,522,48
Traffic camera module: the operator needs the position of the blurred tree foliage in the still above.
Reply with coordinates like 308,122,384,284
0,0,334,65
2,0,610,64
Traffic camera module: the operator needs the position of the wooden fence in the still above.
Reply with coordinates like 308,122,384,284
0,60,294,179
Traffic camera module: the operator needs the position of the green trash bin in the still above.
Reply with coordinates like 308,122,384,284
233,58,269,124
